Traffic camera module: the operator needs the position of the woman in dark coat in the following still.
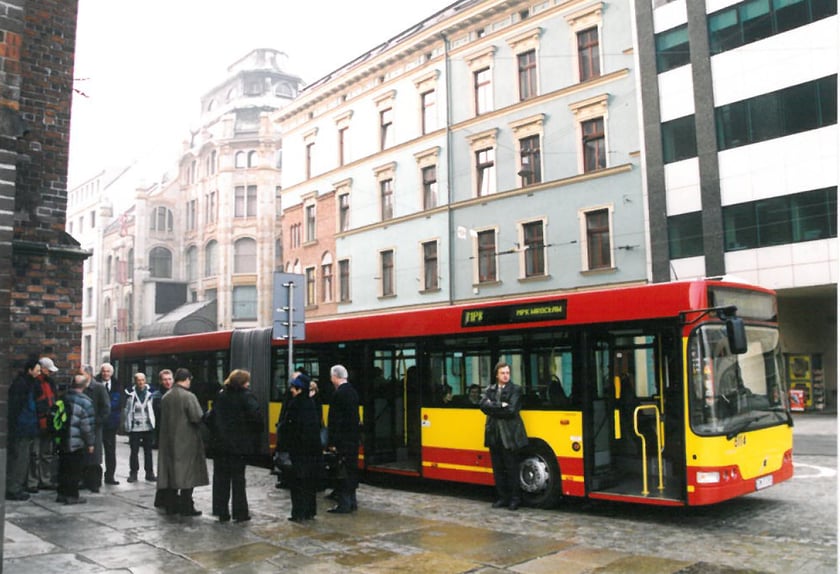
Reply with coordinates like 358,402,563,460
208,369,262,523
278,372,322,522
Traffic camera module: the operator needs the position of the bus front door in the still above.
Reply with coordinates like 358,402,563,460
588,332,685,503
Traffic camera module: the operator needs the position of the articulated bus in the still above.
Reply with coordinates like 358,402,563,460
111,278,793,507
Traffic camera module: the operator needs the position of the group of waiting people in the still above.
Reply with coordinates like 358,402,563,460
6,358,143,504
275,364,360,522
9,355,530,517
7,356,361,525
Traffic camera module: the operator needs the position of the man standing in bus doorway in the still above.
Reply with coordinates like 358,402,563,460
156,368,209,517
480,361,529,511
326,364,360,514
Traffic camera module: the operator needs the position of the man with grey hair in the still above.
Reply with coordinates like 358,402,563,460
326,364,360,514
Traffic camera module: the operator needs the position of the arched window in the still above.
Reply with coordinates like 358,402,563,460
204,240,218,277
149,246,172,278
185,246,198,281
233,238,257,273
247,150,258,167
235,151,247,168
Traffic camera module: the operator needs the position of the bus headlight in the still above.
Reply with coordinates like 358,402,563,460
696,471,721,484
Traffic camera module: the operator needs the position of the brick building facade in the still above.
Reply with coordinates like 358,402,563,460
0,0,83,557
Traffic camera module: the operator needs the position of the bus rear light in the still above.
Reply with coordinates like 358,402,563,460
696,471,721,484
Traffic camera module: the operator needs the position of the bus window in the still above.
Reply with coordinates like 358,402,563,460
688,324,788,436
427,349,490,406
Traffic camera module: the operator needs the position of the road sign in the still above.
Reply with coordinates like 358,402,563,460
272,272,305,340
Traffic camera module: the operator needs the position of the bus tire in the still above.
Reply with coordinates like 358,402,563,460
518,442,561,509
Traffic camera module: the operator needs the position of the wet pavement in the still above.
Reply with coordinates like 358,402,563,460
3,412,836,573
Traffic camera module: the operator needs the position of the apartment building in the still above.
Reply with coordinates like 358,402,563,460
633,0,837,405
276,0,646,317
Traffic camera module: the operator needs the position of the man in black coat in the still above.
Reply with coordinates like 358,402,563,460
480,361,529,511
326,364,360,514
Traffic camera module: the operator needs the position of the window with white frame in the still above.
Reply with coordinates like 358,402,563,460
569,94,609,174
204,240,218,277
304,201,316,242
581,206,613,271
335,111,352,167
235,151,247,169
414,71,439,135
232,285,257,320
380,179,394,221
186,246,198,281
565,4,603,83
150,206,173,232
336,180,351,232
521,220,546,277
303,128,318,180
476,229,497,283
338,259,351,302
421,90,436,134
414,146,439,211
149,246,172,278
507,27,542,101
374,162,396,221
321,252,333,303
305,266,316,306
205,191,217,225
234,237,257,273
465,46,495,116
510,113,545,187
186,199,197,231
380,249,395,297
467,129,497,198
421,240,439,291
234,185,257,217
374,90,396,150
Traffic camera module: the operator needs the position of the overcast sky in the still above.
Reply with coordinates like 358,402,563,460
68,0,454,186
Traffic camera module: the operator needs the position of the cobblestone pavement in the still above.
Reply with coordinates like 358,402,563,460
4,413,836,573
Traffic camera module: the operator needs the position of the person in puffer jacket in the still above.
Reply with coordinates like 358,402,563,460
56,372,96,504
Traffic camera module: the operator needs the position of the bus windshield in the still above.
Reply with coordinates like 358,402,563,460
689,324,788,437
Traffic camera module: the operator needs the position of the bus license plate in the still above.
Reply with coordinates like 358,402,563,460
755,475,773,490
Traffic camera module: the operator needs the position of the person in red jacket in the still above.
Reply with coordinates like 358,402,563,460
33,357,60,490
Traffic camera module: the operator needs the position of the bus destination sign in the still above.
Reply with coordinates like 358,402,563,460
462,299,567,328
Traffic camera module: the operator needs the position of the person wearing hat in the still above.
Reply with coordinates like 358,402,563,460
32,357,60,490
277,371,322,522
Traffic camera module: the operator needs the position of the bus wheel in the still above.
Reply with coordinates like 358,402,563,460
518,444,561,509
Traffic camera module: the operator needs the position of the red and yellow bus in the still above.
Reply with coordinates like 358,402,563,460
111,278,793,507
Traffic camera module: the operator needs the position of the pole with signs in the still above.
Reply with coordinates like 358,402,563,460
272,273,305,380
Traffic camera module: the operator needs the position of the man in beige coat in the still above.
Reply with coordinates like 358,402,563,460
156,368,209,516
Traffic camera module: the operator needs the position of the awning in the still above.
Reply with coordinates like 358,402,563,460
137,299,217,339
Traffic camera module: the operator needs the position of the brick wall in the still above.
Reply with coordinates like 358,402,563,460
0,0,83,540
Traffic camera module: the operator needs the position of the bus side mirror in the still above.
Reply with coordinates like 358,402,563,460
726,317,748,354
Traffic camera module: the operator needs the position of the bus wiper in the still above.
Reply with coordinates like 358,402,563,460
726,415,765,441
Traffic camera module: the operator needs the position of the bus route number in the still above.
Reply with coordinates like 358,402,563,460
733,434,747,447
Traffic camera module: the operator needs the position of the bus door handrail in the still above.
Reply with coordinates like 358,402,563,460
633,405,664,496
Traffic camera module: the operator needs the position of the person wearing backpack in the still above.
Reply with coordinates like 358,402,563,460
123,372,156,483
6,358,42,501
56,372,96,504
32,357,60,490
